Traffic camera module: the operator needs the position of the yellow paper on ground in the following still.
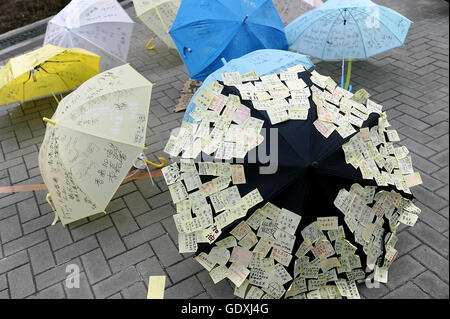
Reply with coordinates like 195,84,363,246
147,276,166,299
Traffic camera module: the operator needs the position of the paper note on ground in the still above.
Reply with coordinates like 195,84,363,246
147,276,166,299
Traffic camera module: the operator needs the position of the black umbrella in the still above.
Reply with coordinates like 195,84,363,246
168,67,419,298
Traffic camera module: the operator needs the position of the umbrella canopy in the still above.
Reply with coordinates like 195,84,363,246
169,0,288,81
44,0,134,71
183,49,315,124
38,64,155,225
285,0,412,61
162,67,423,298
133,0,181,49
274,0,323,25
0,44,100,105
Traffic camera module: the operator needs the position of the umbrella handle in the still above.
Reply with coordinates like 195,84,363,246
344,59,352,90
144,157,167,169
146,38,155,50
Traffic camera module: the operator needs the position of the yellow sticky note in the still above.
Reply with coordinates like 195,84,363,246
147,276,166,299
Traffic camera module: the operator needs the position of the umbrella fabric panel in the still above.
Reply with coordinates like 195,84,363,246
38,125,104,226
54,123,143,209
134,0,180,49
52,65,152,148
183,49,314,123
54,86,152,147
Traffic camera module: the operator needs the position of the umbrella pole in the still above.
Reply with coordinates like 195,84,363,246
340,58,345,88
344,59,352,91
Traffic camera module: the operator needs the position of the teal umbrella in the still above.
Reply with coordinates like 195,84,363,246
286,0,412,90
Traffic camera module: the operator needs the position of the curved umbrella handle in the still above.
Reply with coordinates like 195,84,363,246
146,37,156,50
144,157,167,169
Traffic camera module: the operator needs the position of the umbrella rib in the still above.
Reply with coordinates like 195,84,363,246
347,9,368,59
69,30,127,63
288,10,336,53
55,119,146,150
351,8,405,45
319,11,342,60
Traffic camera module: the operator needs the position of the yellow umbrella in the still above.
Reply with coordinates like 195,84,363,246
0,44,100,105
133,0,181,50
38,64,166,226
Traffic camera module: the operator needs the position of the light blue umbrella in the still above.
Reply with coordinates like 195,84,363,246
183,49,314,123
169,0,288,82
285,0,412,90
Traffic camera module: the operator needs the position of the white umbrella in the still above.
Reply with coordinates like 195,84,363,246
274,0,323,25
44,0,134,71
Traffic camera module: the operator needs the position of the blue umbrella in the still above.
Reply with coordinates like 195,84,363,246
285,0,412,89
182,49,314,123
169,0,288,81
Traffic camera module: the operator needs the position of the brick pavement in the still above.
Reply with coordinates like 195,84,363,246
0,0,448,299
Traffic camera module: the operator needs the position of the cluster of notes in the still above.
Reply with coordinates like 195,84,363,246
163,73,272,159
308,69,384,139
334,184,421,285
221,64,312,125
162,160,263,253
342,115,423,193
191,182,420,299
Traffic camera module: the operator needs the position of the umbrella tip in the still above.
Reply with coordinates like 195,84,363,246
243,15,249,24
43,117,56,125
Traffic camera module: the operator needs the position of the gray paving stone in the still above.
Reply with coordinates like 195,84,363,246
136,257,171,287
92,267,140,299
8,164,29,184
147,190,172,209
136,203,174,228
396,230,421,257
166,258,204,284
81,249,112,285
196,270,235,299
28,241,55,275
0,274,7,291
386,255,426,290
411,245,449,283
64,272,94,299
410,222,449,257
122,222,165,249
123,191,150,216
54,236,99,264
35,258,84,291
17,197,40,223
384,282,431,299
30,283,65,299
150,234,182,267
0,215,22,243
105,198,126,214
0,290,8,299
46,224,73,251
109,244,154,273
22,213,54,234
70,216,113,242
0,250,29,275
121,281,147,299
413,271,449,299
96,227,127,259
3,229,47,256
7,263,35,298
164,276,204,299
111,208,139,236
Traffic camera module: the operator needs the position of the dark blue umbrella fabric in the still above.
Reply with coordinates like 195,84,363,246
169,0,288,81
